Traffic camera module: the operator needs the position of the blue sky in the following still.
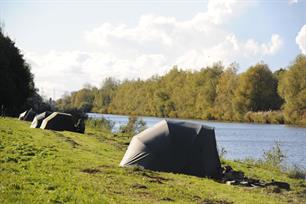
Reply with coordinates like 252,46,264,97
0,0,305,99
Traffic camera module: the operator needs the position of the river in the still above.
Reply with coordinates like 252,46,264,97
88,113,306,168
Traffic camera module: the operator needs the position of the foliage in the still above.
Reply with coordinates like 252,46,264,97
278,54,306,125
233,63,282,120
119,116,147,135
0,27,36,116
55,55,306,126
244,111,285,124
214,64,238,121
85,117,114,132
194,63,223,119
92,77,119,113
217,146,227,164
285,165,306,180
241,145,306,181
24,92,53,113
263,142,286,169
1,118,305,203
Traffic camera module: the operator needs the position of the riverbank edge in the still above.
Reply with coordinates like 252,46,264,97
89,110,306,127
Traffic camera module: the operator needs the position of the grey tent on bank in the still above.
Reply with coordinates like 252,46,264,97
40,112,75,132
30,111,52,128
120,120,222,178
18,109,36,121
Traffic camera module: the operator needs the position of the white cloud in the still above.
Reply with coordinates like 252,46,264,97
25,50,169,99
175,34,282,68
25,0,283,99
288,0,298,4
206,0,238,24
296,24,306,54
262,34,283,55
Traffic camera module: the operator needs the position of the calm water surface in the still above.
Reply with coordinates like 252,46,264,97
88,113,306,167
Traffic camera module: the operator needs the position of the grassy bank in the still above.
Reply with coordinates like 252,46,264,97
0,118,305,203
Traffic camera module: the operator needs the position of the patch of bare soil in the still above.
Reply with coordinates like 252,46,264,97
54,132,80,148
131,183,147,189
160,197,175,202
81,168,102,174
199,198,233,204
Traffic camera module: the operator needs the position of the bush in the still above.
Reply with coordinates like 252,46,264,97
85,117,114,132
269,111,285,124
218,146,227,163
263,142,285,168
241,143,305,180
286,165,306,180
119,116,147,136
244,111,284,124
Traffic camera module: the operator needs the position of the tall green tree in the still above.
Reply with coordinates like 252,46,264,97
214,64,238,121
278,55,306,125
233,63,281,119
93,77,118,113
71,87,95,112
56,93,73,110
0,27,35,115
194,63,223,119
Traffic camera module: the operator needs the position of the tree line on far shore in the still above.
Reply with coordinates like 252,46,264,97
56,55,306,126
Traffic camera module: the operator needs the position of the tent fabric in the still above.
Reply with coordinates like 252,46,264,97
18,111,27,120
18,109,36,121
40,112,75,132
30,111,53,128
120,119,221,178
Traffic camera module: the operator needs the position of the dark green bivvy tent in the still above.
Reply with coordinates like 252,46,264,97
30,111,52,128
40,112,75,132
120,120,222,178
18,109,36,122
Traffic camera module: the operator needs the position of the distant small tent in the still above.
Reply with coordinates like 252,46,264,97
30,111,53,128
120,120,221,178
40,112,75,132
18,111,27,120
18,109,36,122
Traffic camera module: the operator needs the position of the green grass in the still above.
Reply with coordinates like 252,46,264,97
0,118,305,203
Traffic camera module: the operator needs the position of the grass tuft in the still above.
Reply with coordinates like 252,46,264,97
286,165,306,180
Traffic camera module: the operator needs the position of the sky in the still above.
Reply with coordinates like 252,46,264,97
0,0,305,99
